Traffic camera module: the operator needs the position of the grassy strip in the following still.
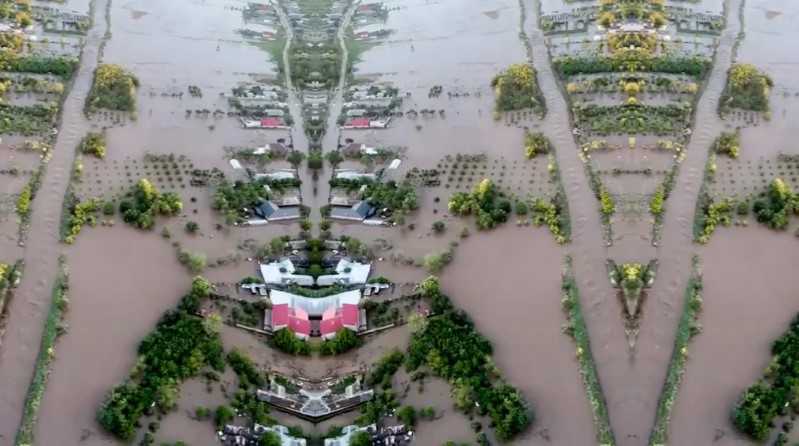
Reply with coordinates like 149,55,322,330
59,140,84,242
647,255,703,445
562,256,616,445
17,156,50,245
14,255,69,446
0,260,25,330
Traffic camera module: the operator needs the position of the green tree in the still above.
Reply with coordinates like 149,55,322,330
185,221,199,233
431,221,445,233
287,150,306,168
214,406,234,428
397,406,417,426
349,432,370,446
259,432,282,446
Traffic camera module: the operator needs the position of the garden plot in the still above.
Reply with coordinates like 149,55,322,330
710,157,799,201
433,154,556,199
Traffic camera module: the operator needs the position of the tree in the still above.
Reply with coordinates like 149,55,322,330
325,151,344,167
419,276,440,297
185,221,199,233
287,150,306,168
349,432,370,446
397,406,417,426
214,406,234,428
259,432,282,446
308,151,323,169
431,220,445,233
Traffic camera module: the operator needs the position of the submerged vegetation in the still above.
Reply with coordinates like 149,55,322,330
711,132,740,159
491,63,546,115
86,63,139,113
97,277,223,440
15,256,68,446
79,132,107,159
648,255,702,445
562,257,615,445
719,63,772,115
752,178,798,230
410,276,533,441
119,178,183,230
524,131,553,159
731,311,799,441
448,179,511,230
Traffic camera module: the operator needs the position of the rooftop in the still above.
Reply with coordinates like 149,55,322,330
260,259,315,286
316,259,372,286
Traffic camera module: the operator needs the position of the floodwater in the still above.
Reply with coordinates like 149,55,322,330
34,228,190,446
668,228,799,445
440,228,596,445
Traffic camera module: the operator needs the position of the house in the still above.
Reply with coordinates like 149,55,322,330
346,118,370,128
316,259,372,286
328,200,376,222
334,171,376,181
259,259,315,287
268,289,363,339
254,199,301,221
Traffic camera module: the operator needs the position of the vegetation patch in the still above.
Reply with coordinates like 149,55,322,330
711,132,739,159
524,131,553,159
14,256,68,446
0,103,58,135
97,277,224,441
409,276,533,441
554,56,711,79
119,178,183,230
719,63,772,115
268,328,311,356
79,132,107,159
448,178,512,230
731,313,799,441
752,178,798,230
648,255,702,445
562,257,616,445
490,63,546,115
573,102,691,136
86,63,139,113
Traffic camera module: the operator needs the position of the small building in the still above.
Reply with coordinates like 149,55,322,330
255,170,298,181
348,117,370,128
329,200,376,222
254,199,301,221
316,259,372,286
334,171,376,181
269,289,363,339
259,259,315,286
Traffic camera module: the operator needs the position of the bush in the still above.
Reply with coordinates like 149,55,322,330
431,220,445,233
319,328,363,355
268,329,311,355
185,221,199,233
736,200,749,215
448,179,509,230
79,132,107,159
308,152,323,169
397,406,417,427
523,132,552,158
712,132,740,159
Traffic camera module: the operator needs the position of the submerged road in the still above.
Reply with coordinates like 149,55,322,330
0,0,109,441
523,0,742,444
642,0,741,441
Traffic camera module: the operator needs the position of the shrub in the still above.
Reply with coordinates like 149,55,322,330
431,221,445,233
119,179,182,230
712,132,740,159
720,64,773,113
490,63,545,113
736,200,749,215
185,221,199,233
523,132,552,158
79,132,107,159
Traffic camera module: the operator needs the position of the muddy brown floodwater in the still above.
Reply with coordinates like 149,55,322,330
667,0,799,444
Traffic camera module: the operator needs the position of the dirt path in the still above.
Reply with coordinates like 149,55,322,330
521,0,631,441
637,0,741,439
0,0,108,441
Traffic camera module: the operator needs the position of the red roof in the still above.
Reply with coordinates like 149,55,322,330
358,4,374,10
288,316,311,336
260,118,281,127
272,304,289,327
320,316,344,336
350,118,370,127
342,304,359,327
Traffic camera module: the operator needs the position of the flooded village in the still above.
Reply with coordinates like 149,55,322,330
0,0,798,445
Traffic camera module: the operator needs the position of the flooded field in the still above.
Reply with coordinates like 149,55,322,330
1,0,796,443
